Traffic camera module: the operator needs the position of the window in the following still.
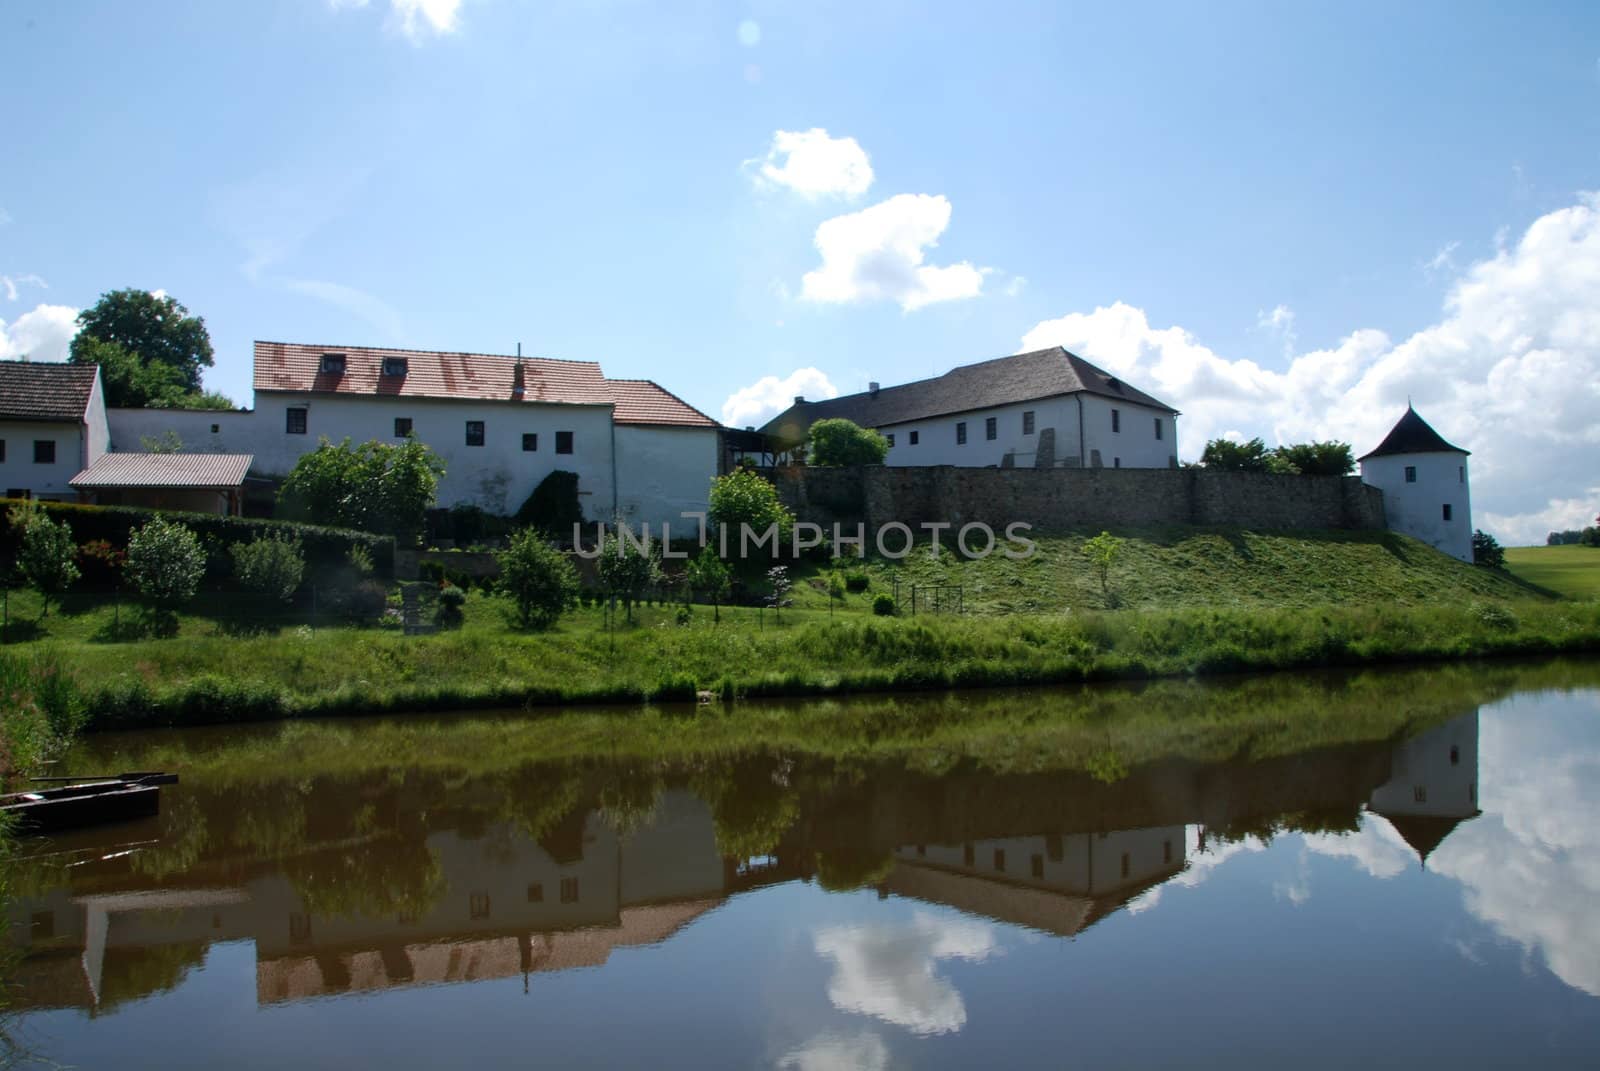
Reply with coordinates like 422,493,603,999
1121,852,1131,879
286,407,308,434
210,423,220,434
1111,408,1121,433
916,844,926,857
289,913,312,943
382,356,409,377
1164,839,1173,864
963,843,975,868
394,417,413,438
985,416,997,441
522,432,538,452
993,848,1006,872
0,439,6,462
469,892,491,920
885,433,895,448
32,440,54,464
555,431,574,454
1113,457,1121,468
320,352,346,375
1404,465,1417,483
1459,465,1465,484
559,877,579,903
956,421,967,445
465,420,485,446
526,882,544,903
909,430,919,445
1442,503,1453,521
1154,417,1163,440
1449,745,1460,766
1031,854,1045,879
1022,410,1035,435
1413,785,1428,803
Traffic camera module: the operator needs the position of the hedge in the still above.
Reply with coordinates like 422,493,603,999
0,499,394,581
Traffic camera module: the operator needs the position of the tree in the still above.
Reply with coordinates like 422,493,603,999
1472,529,1506,569
1199,437,1272,471
1082,530,1123,599
278,437,445,542
807,418,889,467
69,289,227,408
231,533,306,602
686,546,732,624
707,469,794,558
1271,441,1355,476
513,470,583,536
9,504,79,617
125,518,206,606
496,529,578,630
766,565,792,621
597,531,660,623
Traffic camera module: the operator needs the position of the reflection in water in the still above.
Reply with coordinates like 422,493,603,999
813,912,996,1035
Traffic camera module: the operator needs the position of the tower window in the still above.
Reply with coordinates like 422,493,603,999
1459,466,1465,484
985,416,997,441
1023,411,1035,435
1111,408,1121,433
465,420,485,446
1442,503,1453,521
956,422,967,445
1405,466,1417,483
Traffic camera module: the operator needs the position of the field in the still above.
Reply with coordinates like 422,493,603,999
1505,545,1600,600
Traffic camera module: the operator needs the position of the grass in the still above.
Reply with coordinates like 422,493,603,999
1505,545,1600,600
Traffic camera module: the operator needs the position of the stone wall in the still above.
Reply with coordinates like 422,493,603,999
770,466,1386,533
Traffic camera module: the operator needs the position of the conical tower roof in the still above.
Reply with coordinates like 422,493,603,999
1359,406,1469,460
1371,809,1482,867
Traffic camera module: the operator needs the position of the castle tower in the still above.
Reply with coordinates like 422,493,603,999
1367,710,1481,867
1359,406,1473,562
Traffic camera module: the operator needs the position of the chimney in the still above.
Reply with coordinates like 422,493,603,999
794,395,806,405
869,381,880,397
512,360,526,398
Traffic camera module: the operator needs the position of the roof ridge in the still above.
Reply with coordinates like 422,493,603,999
253,340,603,368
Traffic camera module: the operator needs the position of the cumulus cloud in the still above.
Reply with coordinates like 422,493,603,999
329,0,460,41
813,911,997,1035
776,1031,888,1071
753,129,874,200
1126,828,1265,914
1020,193,1600,544
802,194,986,312
721,367,838,427
0,303,80,362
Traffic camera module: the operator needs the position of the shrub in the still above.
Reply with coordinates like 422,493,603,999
496,529,578,630
1199,437,1271,471
436,584,467,628
77,538,125,589
514,470,584,537
675,604,693,626
844,570,870,593
125,518,206,606
873,593,896,616
597,530,661,622
278,436,444,542
708,469,794,557
1083,530,1123,597
9,504,79,616
1271,441,1355,476
231,533,306,601
686,546,732,624
807,418,889,467
1472,529,1506,569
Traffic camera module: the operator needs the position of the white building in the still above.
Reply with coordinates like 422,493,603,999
1358,406,1473,562
761,346,1180,470
1368,710,1480,867
0,362,109,501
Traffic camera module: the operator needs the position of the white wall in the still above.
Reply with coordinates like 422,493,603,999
83,368,110,467
896,825,1185,893
1361,452,1472,562
1369,711,1479,819
613,425,719,531
0,420,86,499
875,395,1177,469
107,407,256,455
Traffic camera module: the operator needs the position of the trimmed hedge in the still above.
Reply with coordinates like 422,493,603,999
0,498,394,581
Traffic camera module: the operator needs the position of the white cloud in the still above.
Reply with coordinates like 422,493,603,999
1127,828,1265,914
802,194,986,312
1020,192,1600,545
1,273,47,302
0,303,80,362
721,367,838,427
329,0,461,41
754,129,874,201
813,911,997,1035
776,1031,888,1071
1301,821,1414,881
1425,240,1462,276
1256,303,1297,355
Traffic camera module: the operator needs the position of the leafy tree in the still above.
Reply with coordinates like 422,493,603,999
807,418,889,466
766,565,792,620
9,504,79,617
1082,530,1123,598
125,517,206,606
496,529,578,630
597,530,661,622
231,533,306,602
69,290,228,407
708,469,794,557
1547,530,1584,546
278,437,445,542
1271,441,1356,476
1583,526,1600,548
685,546,731,624
513,470,583,536
1199,437,1271,472
1471,530,1506,569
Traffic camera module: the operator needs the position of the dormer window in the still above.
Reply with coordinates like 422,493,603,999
382,357,409,377
321,352,347,375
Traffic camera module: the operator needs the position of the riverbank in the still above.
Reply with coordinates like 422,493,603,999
1,591,1597,732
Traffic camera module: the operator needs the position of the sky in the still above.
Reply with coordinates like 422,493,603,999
1,0,1597,543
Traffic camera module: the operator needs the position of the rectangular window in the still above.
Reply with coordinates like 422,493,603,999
1022,411,1035,435
985,416,997,441
286,407,307,435
1114,457,1121,468
1111,408,1121,433
1121,852,1131,879
555,431,574,454
1164,840,1173,865
1442,503,1453,521
210,423,220,434
559,877,579,903
1405,465,1417,483
1413,785,1428,804
465,420,485,447
382,357,409,377
0,439,6,462
1459,466,1465,484
956,421,967,445
526,882,544,903
469,892,491,920
1031,854,1045,879
320,352,346,375
909,430,919,445
963,843,975,868
993,848,1006,872
1154,417,1163,440
886,433,895,448
394,417,413,438
289,913,312,944
32,440,54,464
522,433,538,452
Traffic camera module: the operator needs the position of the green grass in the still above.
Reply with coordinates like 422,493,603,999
1505,545,1600,599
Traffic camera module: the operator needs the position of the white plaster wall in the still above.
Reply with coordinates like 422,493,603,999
0,420,86,499
876,396,1176,469
1360,452,1472,562
83,369,110,466
1079,394,1179,469
1370,711,1479,818
613,425,718,531
107,407,256,455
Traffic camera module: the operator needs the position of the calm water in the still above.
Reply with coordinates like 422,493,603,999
6,667,1600,1069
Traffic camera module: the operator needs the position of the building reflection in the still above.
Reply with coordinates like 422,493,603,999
1366,710,1481,866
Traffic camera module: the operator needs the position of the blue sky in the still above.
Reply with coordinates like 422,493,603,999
2,0,1597,541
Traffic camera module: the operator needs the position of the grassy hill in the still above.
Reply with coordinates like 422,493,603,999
1505,545,1600,599
790,527,1551,614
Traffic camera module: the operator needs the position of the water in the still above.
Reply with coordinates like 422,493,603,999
5,664,1600,1069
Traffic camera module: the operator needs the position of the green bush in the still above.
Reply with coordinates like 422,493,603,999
278,436,444,543
844,571,870,593
125,518,206,607
807,418,889,467
436,584,467,628
496,529,578,630
872,593,896,616
231,533,306,602
9,504,79,616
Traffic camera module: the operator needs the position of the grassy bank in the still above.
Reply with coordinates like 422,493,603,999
1505,545,1600,599
0,586,1596,730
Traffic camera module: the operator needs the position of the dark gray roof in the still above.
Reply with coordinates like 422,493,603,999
0,361,99,422
1359,406,1469,460
759,347,1178,445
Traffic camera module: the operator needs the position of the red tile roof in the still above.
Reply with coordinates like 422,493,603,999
253,342,718,428
71,452,254,489
0,361,99,422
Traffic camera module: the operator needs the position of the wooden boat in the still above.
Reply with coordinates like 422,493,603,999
1,775,171,835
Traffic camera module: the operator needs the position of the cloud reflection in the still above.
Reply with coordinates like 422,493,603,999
813,911,997,1035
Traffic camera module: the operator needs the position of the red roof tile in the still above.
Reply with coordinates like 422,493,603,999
606,379,718,428
0,361,99,422
253,342,613,406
